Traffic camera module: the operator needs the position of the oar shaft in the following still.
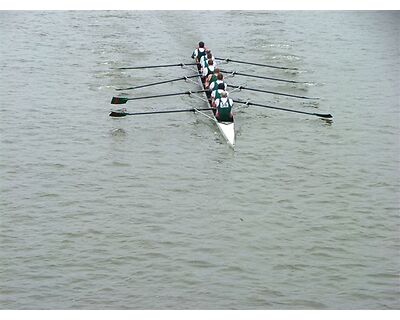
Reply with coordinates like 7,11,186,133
111,89,208,104
118,63,197,70
110,108,212,117
216,58,298,71
221,70,305,84
228,85,319,100
128,92,188,100
234,100,332,119
116,75,201,91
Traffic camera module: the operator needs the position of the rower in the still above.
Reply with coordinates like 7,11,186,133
200,51,216,68
209,73,227,91
206,67,220,88
211,84,228,105
202,59,215,80
191,41,207,63
200,52,212,68
214,91,233,122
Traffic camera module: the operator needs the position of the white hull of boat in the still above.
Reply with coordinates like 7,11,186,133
216,121,235,147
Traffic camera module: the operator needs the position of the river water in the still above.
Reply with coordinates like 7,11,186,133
0,11,399,309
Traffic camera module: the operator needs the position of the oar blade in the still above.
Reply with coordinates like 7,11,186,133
111,97,128,104
109,110,128,117
316,113,333,119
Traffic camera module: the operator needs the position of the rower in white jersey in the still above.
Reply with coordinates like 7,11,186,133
191,41,207,63
214,91,234,122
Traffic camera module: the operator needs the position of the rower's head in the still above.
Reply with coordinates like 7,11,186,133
199,41,205,48
221,91,228,98
214,68,220,74
217,73,223,80
208,59,214,66
206,53,213,60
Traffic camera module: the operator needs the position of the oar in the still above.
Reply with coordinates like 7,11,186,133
216,58,298,71
220,70,306,84
116,75,201,91
109,108,212,117
117,63,197,70
227,85,319,100
111,90,208,104
234,100,332,119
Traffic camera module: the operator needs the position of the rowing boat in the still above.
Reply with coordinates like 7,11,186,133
110,46,333,145
194,60,235,148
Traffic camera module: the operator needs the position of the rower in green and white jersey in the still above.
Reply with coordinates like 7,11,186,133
214,91,233,122
209,73,227,91
206,67,220,88
202,59,215,78
191,41,207,63
211,84,228,102
200,51,216,69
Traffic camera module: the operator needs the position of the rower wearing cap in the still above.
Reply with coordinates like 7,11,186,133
192,41,207,63
214,91,233,122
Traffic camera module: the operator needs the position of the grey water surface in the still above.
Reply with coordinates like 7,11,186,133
0,11,399,309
